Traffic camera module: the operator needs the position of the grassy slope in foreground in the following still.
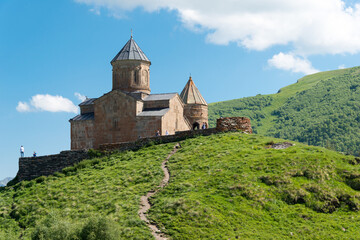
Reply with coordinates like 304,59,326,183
0,144,174,239
150,132,360,239
208,66,360,155
0,132,360,239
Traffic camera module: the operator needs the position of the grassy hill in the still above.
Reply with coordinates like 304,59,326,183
1,132,360,239
208,66,360,155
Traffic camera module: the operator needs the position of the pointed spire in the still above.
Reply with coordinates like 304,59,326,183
180,76,207,105
111,36,150,63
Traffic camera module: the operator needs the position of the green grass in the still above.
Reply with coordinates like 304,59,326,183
1,132,360,239
0,144,174,239
149,132,360,239
208,66,360,155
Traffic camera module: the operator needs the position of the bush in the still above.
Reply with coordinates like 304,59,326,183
31,213,80,240
0,231,18,240
32,214,120,240
79,216,120,240
279,187,308,204
88,149,104,158
35,176,46,183
346,178,360,190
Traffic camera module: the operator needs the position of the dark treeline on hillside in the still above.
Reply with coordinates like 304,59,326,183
209,66,360,155
270,69,360,155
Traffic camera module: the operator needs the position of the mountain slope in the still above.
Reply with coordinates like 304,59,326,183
0,177,12,187
209,66,360,155
1,132,360,239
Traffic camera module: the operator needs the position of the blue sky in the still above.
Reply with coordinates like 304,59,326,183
1,0,360,179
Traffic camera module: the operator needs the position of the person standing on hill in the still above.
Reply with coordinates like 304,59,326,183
20,145,24,157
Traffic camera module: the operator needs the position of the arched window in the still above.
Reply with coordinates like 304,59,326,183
134,70,137,84
143,70,148,85
113,119,118,130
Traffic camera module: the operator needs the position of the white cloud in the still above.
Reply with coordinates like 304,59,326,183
268,52,319,75
338,64,346,69
74,0,360,56
16,102,31,112
16,94,78,113
75,92,87,102
89,8,101,15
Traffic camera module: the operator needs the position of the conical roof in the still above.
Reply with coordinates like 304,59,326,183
180,76,207,105
111,37,150,63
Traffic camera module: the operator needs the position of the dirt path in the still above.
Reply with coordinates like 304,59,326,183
138,143,180,240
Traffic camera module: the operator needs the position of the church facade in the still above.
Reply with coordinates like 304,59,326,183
69,37,208,150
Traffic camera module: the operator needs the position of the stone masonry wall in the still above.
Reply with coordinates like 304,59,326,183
216,117,252,133
15,117,251,183
71,120,95,150
184,104,208,129
17,150,89,182
99,128,218,152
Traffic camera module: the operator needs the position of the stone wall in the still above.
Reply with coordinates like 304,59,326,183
184,104,208,129
112,60,151,94
216,117,252,133
15,117,251,182
80,104,94,114
99,117,252,151
99,128,218,152
17,150,89,181
162,96,192,134
71,120,95,150
94,90,138,148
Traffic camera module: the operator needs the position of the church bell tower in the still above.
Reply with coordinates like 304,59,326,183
111,36,151,94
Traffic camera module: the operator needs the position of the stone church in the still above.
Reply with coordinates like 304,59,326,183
70,36,208,150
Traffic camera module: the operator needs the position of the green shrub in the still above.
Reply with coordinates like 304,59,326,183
279,187,308,204
88,149,104,158
259,175,291,186
0,231,18,240
346,178,360,190
35,176,46,183
31,213,81,240
79,216,120,240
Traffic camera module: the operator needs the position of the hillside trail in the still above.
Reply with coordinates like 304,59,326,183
138,143,180,240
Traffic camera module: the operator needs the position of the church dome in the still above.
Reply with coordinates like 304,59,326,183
180,76,207,105
111,37,150,63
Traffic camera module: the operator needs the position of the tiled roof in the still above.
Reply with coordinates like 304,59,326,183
180,77,207,105
79,98,96,106
143,93,177,101
70,113,94,121
137,108,169,117
111,37,150,63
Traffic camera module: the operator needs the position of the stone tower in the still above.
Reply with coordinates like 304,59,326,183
111,36,151,94
180,76,208,129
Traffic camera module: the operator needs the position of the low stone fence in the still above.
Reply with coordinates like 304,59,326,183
99,128,218,151
13,117,251,183
16,150,89,182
